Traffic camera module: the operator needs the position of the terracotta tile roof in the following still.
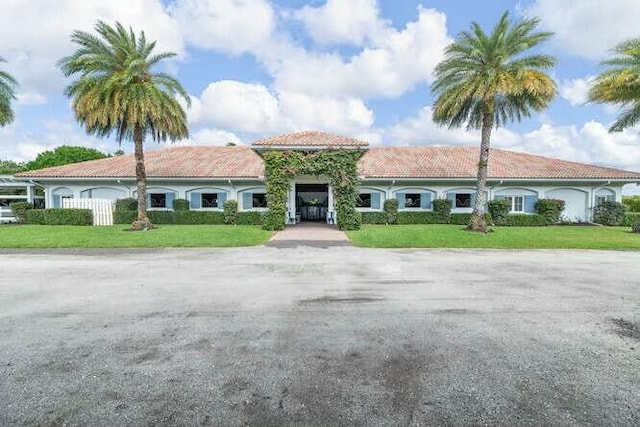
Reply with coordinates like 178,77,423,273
16,146,265,178
252,130,369,147
359,146,640,180
15,142,640,181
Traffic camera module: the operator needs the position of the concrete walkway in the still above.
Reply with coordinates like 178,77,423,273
267,222,350,247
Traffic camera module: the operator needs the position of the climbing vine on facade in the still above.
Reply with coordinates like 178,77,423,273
262,150,363,231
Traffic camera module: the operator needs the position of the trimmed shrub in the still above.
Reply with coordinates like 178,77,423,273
449,213,492,225
25,209,45,224
173,198,190,211
621,212,640,227
501,214,548,227
622,196,640,212
114,210,225,225
114,210,137,224
10,201,32,223
488,200,510,225
433,199,452,223
174,211,224,224
115,198,137,212
236,211,264,225
593,200,625,226
26,209,93,226
361,211,388,224
397,211,439,224
535,199,565,224
337,208,361,231
223,200,238,225
383,199,399,224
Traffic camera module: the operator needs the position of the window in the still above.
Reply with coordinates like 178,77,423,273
455,193,471,208
150,193,166,208
357,193,372,208
252,193,267,208
505,196,524,212
405,193,421,208
201,193,218,208
596,195,615,205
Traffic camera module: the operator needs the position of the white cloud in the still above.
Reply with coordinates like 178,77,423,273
0,0,183,97
15,92,47,106
294,0,386,46
526,0,640,59
188,80,379,141
385,106,478,146
188,80,293,134
387,106,640,173
273,6,450,99
0,119,119,162
169,0,275,55
185,128,243,146
559,76,594,106
279,92,375,135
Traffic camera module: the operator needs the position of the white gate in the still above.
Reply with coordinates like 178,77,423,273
62,198,114,226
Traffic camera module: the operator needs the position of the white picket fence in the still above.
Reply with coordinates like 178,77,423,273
62,198,114,226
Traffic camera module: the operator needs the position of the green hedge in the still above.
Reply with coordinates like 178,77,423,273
236,211,265,225
173,198,190,211
113,210,264,225
501,214,547,226
361,211,389,224
26,209,93,225
397,211,439,224
10,201,32,223
115,198,137,211
364,210,546,226
621,212,640,227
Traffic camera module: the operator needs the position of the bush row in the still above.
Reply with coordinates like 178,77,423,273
26,209,93,226
621,212,640,227
113,210,264,225
361,210,547,226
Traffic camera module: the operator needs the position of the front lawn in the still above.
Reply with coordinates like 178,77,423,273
0,225,272,248
347,224,640,249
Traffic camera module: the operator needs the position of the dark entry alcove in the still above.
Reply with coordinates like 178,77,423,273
295,183,329,221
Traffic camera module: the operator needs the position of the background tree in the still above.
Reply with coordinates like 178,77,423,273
432,11,557,232
25,145,109,170
0,57,18,126
589,38,640,232
59,21,190,230
0,159,25,175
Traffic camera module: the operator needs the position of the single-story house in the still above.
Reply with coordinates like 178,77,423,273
0,176,44,223
15,131,640,223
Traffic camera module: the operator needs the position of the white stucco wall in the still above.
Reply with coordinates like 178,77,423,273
34,177,627,223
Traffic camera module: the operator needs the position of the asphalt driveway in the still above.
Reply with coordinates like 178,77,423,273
0,247,639,425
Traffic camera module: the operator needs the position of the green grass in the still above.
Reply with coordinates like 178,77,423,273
0,225,273,248
347,224,640,249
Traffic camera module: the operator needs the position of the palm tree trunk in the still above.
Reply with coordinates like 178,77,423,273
467,109,493,232
132,125,152,230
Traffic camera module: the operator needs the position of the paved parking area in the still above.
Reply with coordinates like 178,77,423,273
0,247,639,425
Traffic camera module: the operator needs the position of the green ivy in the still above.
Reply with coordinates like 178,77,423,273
262,150,363,230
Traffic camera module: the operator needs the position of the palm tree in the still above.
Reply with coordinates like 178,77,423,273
589,38,640,232
0,57,18,127
588,38,640,131
59,21,190,230
432,11,557,232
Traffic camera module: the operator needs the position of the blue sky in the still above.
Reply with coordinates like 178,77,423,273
1,0,640,192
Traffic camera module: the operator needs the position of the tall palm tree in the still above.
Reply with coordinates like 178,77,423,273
59,21,190,230
588,38,640,132
0,57,18,127
589,37,640,232
432,11,557,232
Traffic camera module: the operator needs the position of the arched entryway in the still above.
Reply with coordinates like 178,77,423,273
295,183,329,222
